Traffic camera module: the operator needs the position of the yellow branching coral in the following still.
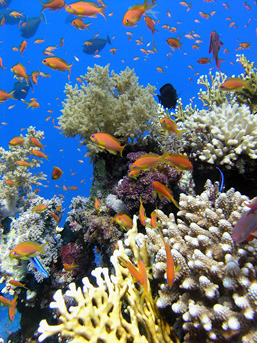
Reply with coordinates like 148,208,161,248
38,218,179,343
58,64,160,157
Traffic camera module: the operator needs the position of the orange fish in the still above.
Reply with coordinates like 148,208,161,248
122,0,155,27
112,212,133,231
19,40,27,54
0,296,12,307
68,186,79,190
30,150,49,160
90,133,125,156
9,136,24,145
0,295,17,322
42,57,72,72
30,137,46,150
65,1,107,19
52,166,63,180
24,99,40,109
94,197,101,212
15,160,30,167
197,57,211,64
10,241,48,259
144,15,158,35
150,210,159,228
160,117,184,138
219,77,251,91
0,57,6,70
71,18,91,30
4,180,17,186
0,89,14,103
158,229,175,286
31,71,40,85
9,280,28,289
131,153,163,171
162,152,193,171
139,197,146,226
63,261,79,272
32,204,48,212
152,181,179,209
50,211,60,224
11,62,30,84
166,38,182,50
40,0,65,11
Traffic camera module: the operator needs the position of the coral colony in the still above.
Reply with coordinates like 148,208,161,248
1,56,257,343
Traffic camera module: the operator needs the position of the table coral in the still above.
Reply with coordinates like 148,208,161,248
0,126,47,217
38,218,179,343
139,180,257,343
58,64,160,157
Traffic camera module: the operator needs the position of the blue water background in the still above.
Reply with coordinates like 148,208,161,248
0,0,256,339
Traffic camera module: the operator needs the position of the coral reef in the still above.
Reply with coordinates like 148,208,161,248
38,218,179,343
138,181,257,343
0,126,47,217
58,64,160,156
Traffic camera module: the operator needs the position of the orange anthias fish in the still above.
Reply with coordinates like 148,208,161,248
19,40,27,54
158,229,175,286
9,136,24,145
71,18,91,30
209,30,225,72
9,280,28,289
30,150,49,160
10,241,48,260
160,117,185,138
144,15,158,35
94,197,101,212
152,181,180,209
32,204,48,212
166,38,182,50
11,62,30,84
15,160,30,167
65,1,107,19
122,0,156,27
139,197,146,226
131,153,163,171
112,212,133,231
90,133,126,157
40,0,65,11
63,260,79,272
162,152,193,171
197,57,211,64
219,77,251,92
0,295,18,322
52,166,63,180
0,89,14,103
30,137,46,150
42,57,72,72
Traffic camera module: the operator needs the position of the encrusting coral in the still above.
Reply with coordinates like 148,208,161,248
138,181,257,343
0,126,47,217
37,217,179,343
58,64,160,157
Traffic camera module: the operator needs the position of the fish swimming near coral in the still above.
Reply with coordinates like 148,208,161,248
20,13,46,38
232,198,257,243
122,0,156,27
157,83,178,109
29,256,49,278
10,241,48,259
209,30,225,72
83,34,111,54
219,77,251,92
90,132,125,156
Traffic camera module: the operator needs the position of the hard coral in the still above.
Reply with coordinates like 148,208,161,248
58,64,159,157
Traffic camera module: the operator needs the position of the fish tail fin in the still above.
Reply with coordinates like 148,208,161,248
177,129,187,138
244,79,252,92
171,196,180,209
68,63,73,73
40,11,47,23
100,5,107,21
38,242,48,254
106,34,111,44
120,145,126,157
216,58,225,72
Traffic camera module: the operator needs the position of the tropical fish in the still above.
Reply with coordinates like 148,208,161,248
32,204,48,212
71,17,91,30
63,260,79,272
94,197,101,212
52,166,63,180
65,1,106,19
15,160,30,167
144,15,158,35
9,136,24,145
30,137,46,150
40,0,65,11
197,57,211,64
122,0,155,27
158,228,175,286
216,166,224,191
166,38,182,50
10,241,48,259
0,89,14,103
20,13,46,38
30,150,49,159
112,212,133,231
157,83,178,109
0,295,17,322
11,62,30,84
152,181,180,209
4,180,17,186
219,77,251,92
42,56,72,72
162,152,193,171
19,40,27,54
0,9,21,25
209,30,225,72
232,198,257,243
83,35,111,54
160,118,184,138
29,256,49,278
139,197,146,226
128,168,141,179
0,57,6,70
131,153,163,171
90,133,125,156
9,280,28,289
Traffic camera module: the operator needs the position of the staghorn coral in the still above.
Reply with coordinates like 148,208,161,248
0,126,47,217
58,64,160,156
37,217,179,343
0,194,63,283
179,102,257,169
138,180,257,343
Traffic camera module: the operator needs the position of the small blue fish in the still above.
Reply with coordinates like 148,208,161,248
12,80,32,100
29,256,49,278
216,167,224,192
83,34,111,55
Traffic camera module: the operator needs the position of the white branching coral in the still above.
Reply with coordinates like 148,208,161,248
139,181,257,343
37,218,179,343
180,102,257,168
